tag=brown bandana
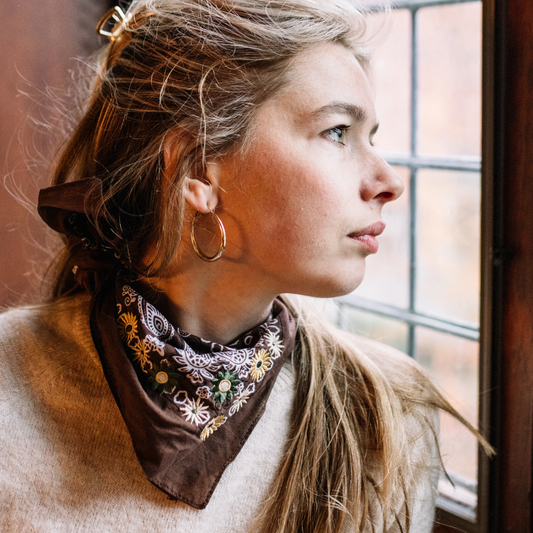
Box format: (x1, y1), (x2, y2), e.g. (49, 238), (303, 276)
(38, 179), (297, 509)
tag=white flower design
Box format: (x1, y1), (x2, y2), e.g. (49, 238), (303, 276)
(145, 335), (165, 356)
(173, 390), (189, 405)
(180, 397), (210, 426)
(196, 386), (213, 399)
(229, 382), (256, 416)
(122, 285), (138, 306)
(172, 342), (221, 384)
(218, 348), (255, 379)
(265, 330), (284, 359)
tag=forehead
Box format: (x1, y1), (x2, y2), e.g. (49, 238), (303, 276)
(260, 42), (376, 125)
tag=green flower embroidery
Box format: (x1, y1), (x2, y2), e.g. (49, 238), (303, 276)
(147, 362), (180, 395)
(210, 370), (241, 404)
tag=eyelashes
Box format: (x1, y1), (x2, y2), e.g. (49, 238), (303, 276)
(324, 125), (350, 145)
(322, 125), (377, 147)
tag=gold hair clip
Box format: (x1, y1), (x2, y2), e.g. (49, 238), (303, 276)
(96, 6), (134, 42)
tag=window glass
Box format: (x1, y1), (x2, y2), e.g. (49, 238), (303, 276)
(416, 169), (481, 323)
(418, 3), (482, 156)
(342, 306), (409, 353)
(416, 327), (479, 480)
(371, 9), (411, 154)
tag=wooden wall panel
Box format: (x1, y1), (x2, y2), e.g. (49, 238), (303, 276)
(0, 0), (106, 307)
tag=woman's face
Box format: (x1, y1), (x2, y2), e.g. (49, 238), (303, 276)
(212, 43), (404, 298)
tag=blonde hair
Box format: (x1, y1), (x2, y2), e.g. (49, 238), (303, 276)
(51, 0), (371, 291)
(49, 1), (491, 531)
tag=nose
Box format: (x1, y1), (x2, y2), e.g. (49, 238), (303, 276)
(361, 155), (405, 204)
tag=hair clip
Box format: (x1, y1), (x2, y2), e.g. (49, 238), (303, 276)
(96, 6), (134, 42)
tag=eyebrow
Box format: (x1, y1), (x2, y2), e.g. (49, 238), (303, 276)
(311, 102), (369, 125)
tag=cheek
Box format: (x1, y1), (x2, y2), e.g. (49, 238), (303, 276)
(243, 148), (343, 226)
(251, 174), (339, 253)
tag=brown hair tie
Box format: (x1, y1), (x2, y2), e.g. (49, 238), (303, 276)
(38, 178), (122, 292)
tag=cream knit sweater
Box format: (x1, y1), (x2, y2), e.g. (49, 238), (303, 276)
(0, 296), (439, 533)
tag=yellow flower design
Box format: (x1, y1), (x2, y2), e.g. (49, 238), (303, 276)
(250, 349), (272, 382)
(200, 415), (226, 441)
(131, 338), (151, 368)
(118, 312), (138, 343)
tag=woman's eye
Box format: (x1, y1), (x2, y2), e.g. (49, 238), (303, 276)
(325, 125), (349, 145)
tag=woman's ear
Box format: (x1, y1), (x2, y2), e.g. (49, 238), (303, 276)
(183, 174), (218, 213)
(163, 138), (221, 213)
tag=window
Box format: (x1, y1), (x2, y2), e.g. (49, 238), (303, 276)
(320, 0), (489, 529)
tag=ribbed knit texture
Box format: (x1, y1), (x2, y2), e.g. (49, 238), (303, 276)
(0, 296), (439, 532)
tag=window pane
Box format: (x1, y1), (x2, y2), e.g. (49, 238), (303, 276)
(370, 10), (411, 153)
(341, 305), (409, 353)
(308, 297), (342, 326)
(418, 2), (482, 156)
(354, 166), (410, 309)
(416, 327), (479, 481)
(416, 169), (480, 323)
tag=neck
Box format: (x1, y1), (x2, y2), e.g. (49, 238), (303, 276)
(141, 270), (275, 346)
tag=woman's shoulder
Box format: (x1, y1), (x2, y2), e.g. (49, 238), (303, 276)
(0, 294), (99, 377)
(0, 293), (91, 337)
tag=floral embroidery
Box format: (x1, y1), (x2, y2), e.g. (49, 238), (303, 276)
(250, 349), (272, 382)
(211, 370), (241, 404)
(180, 396), (211, 426)
(117, 282), (291, 441)
(122, 285), (137, 306)
(172, 342), (220, 384)
(217, 348), (255, 380)
(147, 362), (180, 394)
(145, 335), (165, 356)
(173, 390), (189, 405)
(131, 338), (152, 369)
(118, 312), (138, 343)
(200, 415), (226, 441)
(196, 386), (213, 399)
(265, 330), (284, 359)
(229, 382), (255, 416)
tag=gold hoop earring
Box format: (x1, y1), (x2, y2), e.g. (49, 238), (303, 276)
(190, 211), (226, 262)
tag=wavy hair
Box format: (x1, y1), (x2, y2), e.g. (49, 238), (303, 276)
(51, 0), (372, 291)
(49, 1), (491, 531)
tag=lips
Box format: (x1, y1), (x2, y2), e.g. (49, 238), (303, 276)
(348, 221), (386, 254)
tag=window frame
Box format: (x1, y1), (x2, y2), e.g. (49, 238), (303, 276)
(334, 0), (533, 533)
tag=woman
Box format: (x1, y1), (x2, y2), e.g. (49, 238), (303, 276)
(0, 0), (490, 532)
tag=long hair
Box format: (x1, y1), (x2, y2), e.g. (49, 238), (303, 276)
(49, 1), (491, 531)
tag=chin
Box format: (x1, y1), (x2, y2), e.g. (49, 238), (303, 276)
(293, 268), (366, 299)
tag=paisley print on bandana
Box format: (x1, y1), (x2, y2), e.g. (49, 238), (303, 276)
(138, 298), (176, 342)
(116, 283), (293, 439)
(172, 342), (221, 384)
